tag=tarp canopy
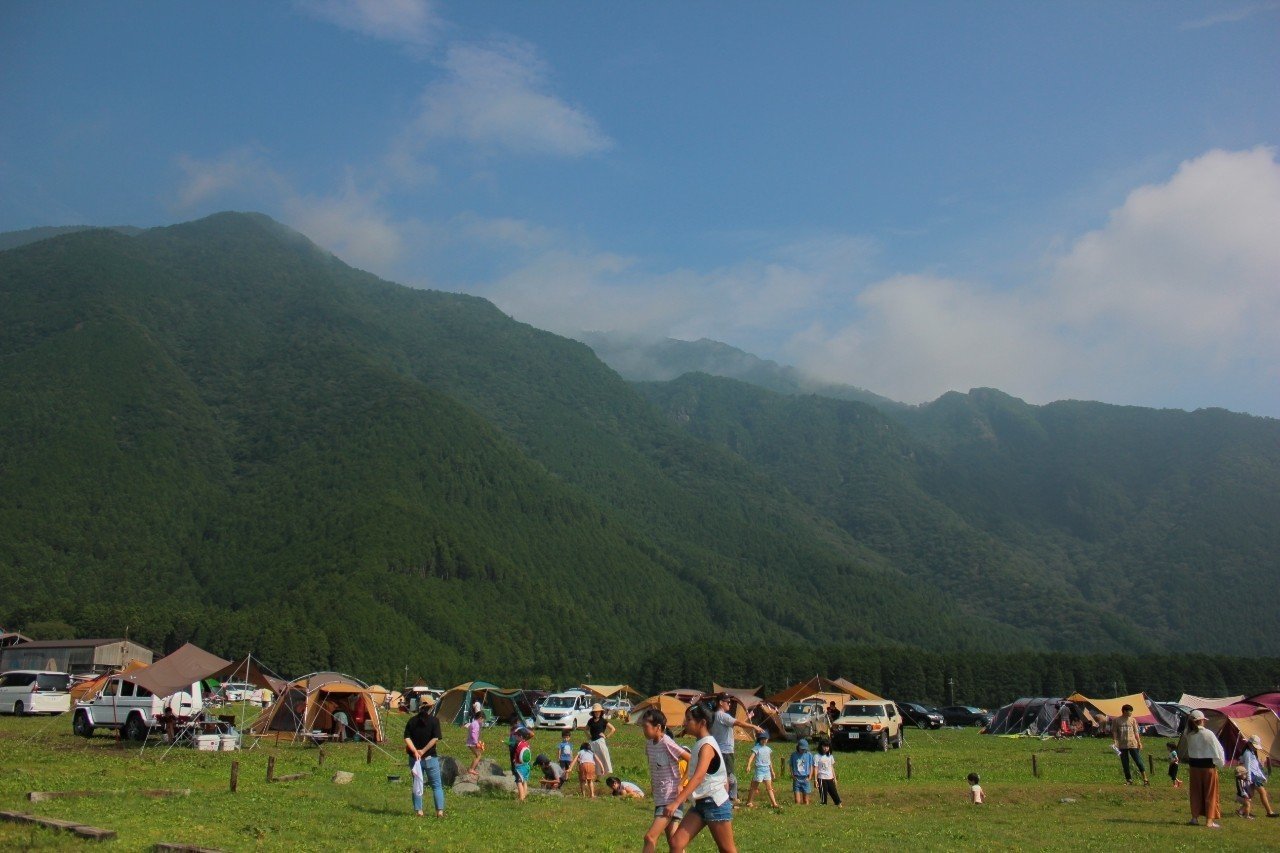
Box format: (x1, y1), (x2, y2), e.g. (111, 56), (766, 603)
(1244, 693), (1280, 716)
(1178, 694), (1245, 710)
(207, 655), (286, 694)
(766, 676), (881, 707)
(123, 643), (229, 700)
(581, 684), (642, 700)
(711, 683), (766, 709)
(1065, 692), (1149, 720)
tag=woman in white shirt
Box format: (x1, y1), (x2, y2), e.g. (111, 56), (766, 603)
(663, 703), (737, 853)
(1182, 710), (1225, 828)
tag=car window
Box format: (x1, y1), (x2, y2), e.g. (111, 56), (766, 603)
(843, 704), (886, 717)
(8, 673), (35, 687)
(0, 674), (10, 688)
(102, 679), (119, 697)
(137, 685), (152, 698)
(120, 681), (135, 697)
(37, 673), (70, 691)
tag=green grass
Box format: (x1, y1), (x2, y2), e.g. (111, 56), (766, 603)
(0, 711), (1272, 851)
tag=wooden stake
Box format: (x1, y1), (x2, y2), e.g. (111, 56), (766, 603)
(1032, 754), (1039, 777)
(318, 748), (325, 766)
(266, 755), (276, 783)
(367, 744), (373, 765)
(229, 761), (239, 793)
(906, 756), (912, 779)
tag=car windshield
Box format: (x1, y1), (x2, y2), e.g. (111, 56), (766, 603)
(843, 704), (886, 717)
(37, 674), (70, 691)
(784, 702), (817, 714)
(543, 696), (576, 709)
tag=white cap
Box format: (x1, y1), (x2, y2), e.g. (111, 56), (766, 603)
(1188, 709), (1205, 721)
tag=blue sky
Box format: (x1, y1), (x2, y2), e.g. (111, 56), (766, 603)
(2, 1), (1278, 416)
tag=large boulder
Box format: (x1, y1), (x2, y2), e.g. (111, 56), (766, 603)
(477, 774), (517, 793)
(452, 781), (481, 795)
(438, 756), (462, 787)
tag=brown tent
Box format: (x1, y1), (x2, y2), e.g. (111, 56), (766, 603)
(249, 672), (385, 743)
(121, 643), (230, 700)
(767, 676), (882, 707)
(208, 655), (287, 694)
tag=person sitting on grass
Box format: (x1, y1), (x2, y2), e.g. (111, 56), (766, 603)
(566, 741), (600, 798)
(967, 772), (984, 804)
(606, 776), (645, 798)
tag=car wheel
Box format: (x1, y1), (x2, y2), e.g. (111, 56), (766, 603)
(894, 729), (904, 749)
(124, 713), (147, 742)
(878, 732), (889, 751)
(73, 711), (94, 738)
(916, 719), (926, 729)
(14, 701), (25, 717)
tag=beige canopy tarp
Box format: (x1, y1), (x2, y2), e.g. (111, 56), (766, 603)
(1178, 694), (1246, 710)
(581, 684), (642, 700)
(1065, 692), (1149, 720)
(767, 676), (882, 707)
(122, 643), (230, 700)
(208, 655), (286, 694)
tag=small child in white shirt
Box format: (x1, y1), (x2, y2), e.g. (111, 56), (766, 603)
(968, 772), (984, 804)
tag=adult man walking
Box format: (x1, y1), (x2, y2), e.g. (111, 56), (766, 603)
(711, 693), (764, 804)
(1112, 703), (1149, 786)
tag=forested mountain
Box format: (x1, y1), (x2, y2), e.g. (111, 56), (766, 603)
(0, 213), (1022, 687)
(2, 213), (1276, 692)
(637, 374), (1280, 656)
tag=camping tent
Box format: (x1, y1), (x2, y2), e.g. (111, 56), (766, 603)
(1065, 692), (1180, 736)
(630, 694), (691, 726)
(435, 681), (533, 725)
(984, 698), (1071, 735)
(68, 660), (149, 702)
(366, 685), (390, 706)
(708, 683), (786, 741)
(1201, 706), (1280, 764)
(249, 672), (385, 743)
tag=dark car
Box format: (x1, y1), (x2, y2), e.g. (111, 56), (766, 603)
(897, 702), (944, 729)
(938, 705), (992, 727)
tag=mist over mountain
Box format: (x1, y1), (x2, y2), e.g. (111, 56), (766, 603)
(2, 213), (1276, 690)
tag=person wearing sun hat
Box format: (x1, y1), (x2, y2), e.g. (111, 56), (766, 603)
(1183, 709), (1225, 828)
(587, 702), (617, 774)
(1240, 734), (1277, 817)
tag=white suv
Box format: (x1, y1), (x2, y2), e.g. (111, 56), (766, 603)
(0, 670), (72, 716)
(72, 675), (203, 741)
(831, 699), (905, 751)
(535, 690), (595, 729)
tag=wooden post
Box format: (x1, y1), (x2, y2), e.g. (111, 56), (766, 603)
(366, 744), (373, 765)
(266, 755), (276, 783)
(229, 761), (239, 793)
(318, 748), (325, 766)
(906, 755), (912, 779)
(1032, 754), (1039, 777)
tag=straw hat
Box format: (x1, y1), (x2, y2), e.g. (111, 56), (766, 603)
(592, 703), (603, 713)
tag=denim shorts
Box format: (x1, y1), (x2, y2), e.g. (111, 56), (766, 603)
(793, 779), (812, 794)
(693, 797), (733, 823)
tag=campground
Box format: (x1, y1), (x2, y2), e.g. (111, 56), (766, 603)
(1, 712), (1275, 851)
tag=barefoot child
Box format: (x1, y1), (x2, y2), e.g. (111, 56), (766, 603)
(744, 731), (780, 808)
(785, 738), (815, 805)
(558, 730), (574, 774)
(466, 710), (486, 776)
(607, 776), (646, 798)
(567, 741), (600, 798)
(968, 772), (984, 804)
(640, 708), (691, 853)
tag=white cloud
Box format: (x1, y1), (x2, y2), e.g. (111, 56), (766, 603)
(1179, 2), (1279, 30)
(173, 147), (285, 210)
(790, 147), (1280, 411)
(298, 0), (441, 47)
(406, 38), (612, 158)
(283, 179), (416, 273)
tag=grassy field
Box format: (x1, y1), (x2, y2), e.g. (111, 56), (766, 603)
(0, 709), (1274, 851)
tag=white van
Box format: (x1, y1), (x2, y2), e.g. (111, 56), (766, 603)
(0, 670), (72, 716)
(72, 675), (203, 740)
(535, 689), (594, 730)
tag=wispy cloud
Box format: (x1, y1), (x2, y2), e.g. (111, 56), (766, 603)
(1179, 1), (1280, 30)
(297, 0), (442, 47)
(172, 147), (286, 210)
(404, 38), (613, 158)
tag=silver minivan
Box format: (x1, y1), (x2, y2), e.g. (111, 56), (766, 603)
(0, 670), (73, 715)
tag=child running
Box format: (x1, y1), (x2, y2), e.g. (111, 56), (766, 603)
(968, 772), (985, 804)
(566, 741), (601, 798)
(785, 738), (816, 805)
(814, 740), (842, 807)
(744, 731), (780, 808)
(640, 708), (691, 853)
(466, 710), (486, 776)
(1166, 742), (1182, 789)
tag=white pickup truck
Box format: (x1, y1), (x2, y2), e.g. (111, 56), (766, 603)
(72, 675), (204, 741)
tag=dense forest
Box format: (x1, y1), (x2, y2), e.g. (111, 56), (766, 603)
(1, 213), (1277, 693)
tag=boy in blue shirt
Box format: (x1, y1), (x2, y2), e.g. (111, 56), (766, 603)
(785, 738), (816, 804)
(558, 730), (574, 772)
